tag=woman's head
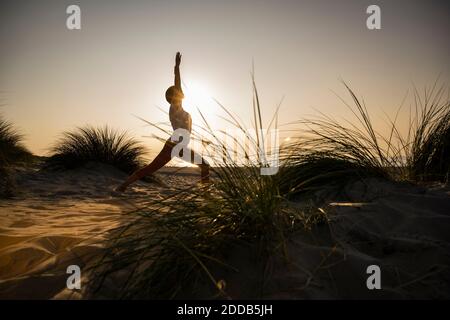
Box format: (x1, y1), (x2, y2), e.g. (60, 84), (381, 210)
(165, 86), (184, 104)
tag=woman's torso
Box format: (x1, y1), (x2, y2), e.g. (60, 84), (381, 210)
(169, 105), (192, 133)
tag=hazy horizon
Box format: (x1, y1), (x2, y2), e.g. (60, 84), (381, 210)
(1, 0), (449, 157)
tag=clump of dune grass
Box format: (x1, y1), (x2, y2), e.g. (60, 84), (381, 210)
(0, 117), (31, 197)
(278, 83), (397, 198)
(0, 117), (31, 166)
(406, 83), (450, 182)
(278, 151), (381, 199)
(280, 81), (449, 198)
(87, 77), (326, 299)
(46, 126), (146, 173)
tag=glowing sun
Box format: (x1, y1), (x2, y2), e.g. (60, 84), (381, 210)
(183, 81), (214, 114)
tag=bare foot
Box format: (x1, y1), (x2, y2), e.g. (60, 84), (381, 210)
(198, 177), (211, 186)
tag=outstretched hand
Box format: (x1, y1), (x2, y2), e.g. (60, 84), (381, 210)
(175, 52), (182, 66)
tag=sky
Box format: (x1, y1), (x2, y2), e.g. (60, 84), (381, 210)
(0, 0), (449, 157)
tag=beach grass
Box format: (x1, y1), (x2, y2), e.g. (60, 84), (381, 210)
(0, 117), (31, 197)
(46, 125), (147, 173)
(87, 77), (328, 299)
(278, 83), (398, 198)
(406, 83), (450, 182)
(0, 117), (31, 166)
(87, 80), (448, 298)
(280, 81), (449, 199)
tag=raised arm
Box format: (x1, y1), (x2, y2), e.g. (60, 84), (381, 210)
(174, 52), (182, 92)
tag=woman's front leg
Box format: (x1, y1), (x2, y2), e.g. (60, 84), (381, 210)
(116, 144), (173, 191)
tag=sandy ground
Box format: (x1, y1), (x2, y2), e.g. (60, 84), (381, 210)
(0, 163), (200, 299)
(0, 163), (449, 299)
(263, 180), (450, 299)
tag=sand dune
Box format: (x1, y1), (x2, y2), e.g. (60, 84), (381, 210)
(0, 163), (198, 299)
(263, 180), (450, 299)
(0, 163), (449, 299)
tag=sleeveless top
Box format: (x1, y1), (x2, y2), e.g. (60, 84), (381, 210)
(169, 105), (192, 133)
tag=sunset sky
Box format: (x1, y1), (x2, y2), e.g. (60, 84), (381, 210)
(0, 0), (449, 157)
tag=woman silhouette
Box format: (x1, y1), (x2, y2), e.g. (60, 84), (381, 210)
(116, 52), (210, 192)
